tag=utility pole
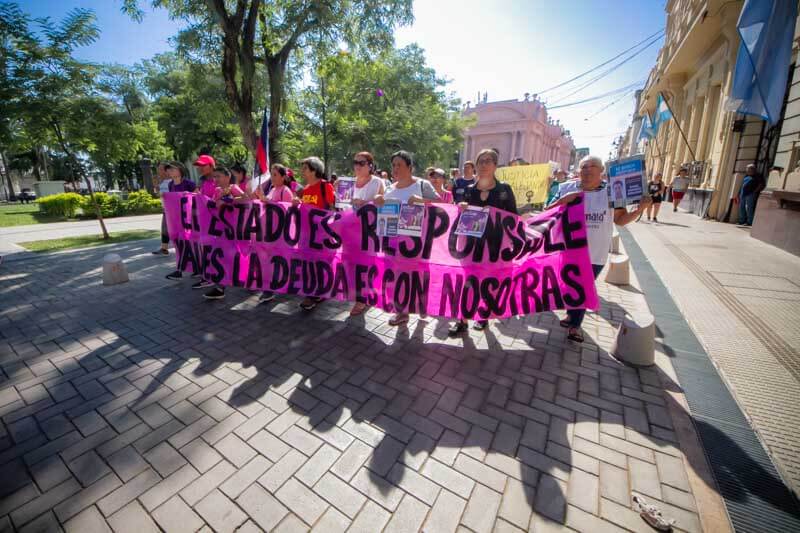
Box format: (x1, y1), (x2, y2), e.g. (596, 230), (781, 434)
(321, 76), (329, 177)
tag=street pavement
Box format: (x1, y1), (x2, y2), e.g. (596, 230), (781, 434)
(0, 234), (715, 531)
(627, 206), (800, 498)
(0, 214), (162, 256)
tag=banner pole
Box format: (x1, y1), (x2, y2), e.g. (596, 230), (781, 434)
(659, 91), (696, 162)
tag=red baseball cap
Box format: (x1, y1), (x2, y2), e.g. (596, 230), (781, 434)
(193, 155), (216, 167)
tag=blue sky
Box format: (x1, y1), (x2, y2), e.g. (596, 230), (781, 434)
(19, 0), (666, 157)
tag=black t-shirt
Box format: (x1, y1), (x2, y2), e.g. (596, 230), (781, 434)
(463, 181), (518, 215)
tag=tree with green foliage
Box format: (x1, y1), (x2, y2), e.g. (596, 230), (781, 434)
(124, 0), (413, 165)
(288, 45), (471, 174)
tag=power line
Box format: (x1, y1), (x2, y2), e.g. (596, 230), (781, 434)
(548, 33), (663, 104)
(535, 28), (664, 96)
(547, 81), (644, 110)
(583, 88), (637, 120)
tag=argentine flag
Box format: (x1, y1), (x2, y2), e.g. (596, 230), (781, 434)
(652, 94), (672, 135)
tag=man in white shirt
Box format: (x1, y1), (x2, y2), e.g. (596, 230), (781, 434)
(548, 155), (651, 343)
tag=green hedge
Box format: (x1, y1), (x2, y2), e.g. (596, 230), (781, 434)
(79, 191), (163, 219)
(36, 193), (83, 217)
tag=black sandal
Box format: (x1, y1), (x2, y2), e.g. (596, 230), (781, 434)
(567, 328), (584, 343)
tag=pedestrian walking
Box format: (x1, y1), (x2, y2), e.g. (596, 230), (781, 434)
(192, 155), (218, 291)
(548, 155), (651, 343)
(671, 166), (690, 212)
(645, 173), (665, 222)
(164, 162), (196, 281)
(737, 164), (765, 227)
(204, 167), (245, 301)
(255, 164), (295, 305)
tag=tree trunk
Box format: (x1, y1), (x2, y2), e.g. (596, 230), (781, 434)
(1, 152), (14, 201)
(51, 119), (110, 239)
(266, 55), (287, 165)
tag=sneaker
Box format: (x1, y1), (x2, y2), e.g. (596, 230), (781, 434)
(653, 217), (658, 223)
(152, 249), (169, 255)
(258, 291), (275, 304)
(473, 320), (489, 331)
(203, 287), (225, 300)
(165, 270), (183, 281)
(192, 279), (214, 289)
(447, 321), (468, 336)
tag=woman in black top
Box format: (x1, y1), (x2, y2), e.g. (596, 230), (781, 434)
(645, 172), (665, 222)
(448, 148), (517, 336)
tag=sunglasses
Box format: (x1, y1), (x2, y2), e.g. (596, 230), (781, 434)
(352, 160), (369, 167)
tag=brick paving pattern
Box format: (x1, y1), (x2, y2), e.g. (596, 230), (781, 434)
(628, 208), (800, 496)
(0, 239), (705, 531)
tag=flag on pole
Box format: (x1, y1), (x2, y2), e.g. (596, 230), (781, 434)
(652, 94), (672, 135)
(638, 113), (655, 140)
(255, 108), (269, 175)
(726, 0), (797, 124)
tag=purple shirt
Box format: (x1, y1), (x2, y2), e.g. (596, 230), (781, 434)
(168, 179), (196, 193)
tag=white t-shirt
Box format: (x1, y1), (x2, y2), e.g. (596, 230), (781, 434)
(353, 176), (384, 202)
(556, 180), (614, 266)
(385, 178), (440, 204)
(672, 176), (689, 191)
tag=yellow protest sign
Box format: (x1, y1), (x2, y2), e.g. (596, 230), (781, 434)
(496, 163), (554, 206)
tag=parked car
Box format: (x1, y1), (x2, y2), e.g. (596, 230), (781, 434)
(18, 189), (36, 203)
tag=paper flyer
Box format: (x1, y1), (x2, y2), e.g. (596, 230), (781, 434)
(606, 155), (646, 209)
(377, 202), (400, 237)
(455, 206), (490, 237)
(397, 204), (425, 236)
(335, 177), (355, 209)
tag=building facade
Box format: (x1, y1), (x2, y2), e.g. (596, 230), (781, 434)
(461, 98), (575, 171)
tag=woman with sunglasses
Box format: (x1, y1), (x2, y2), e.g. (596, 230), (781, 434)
(348, 151), (385, 316)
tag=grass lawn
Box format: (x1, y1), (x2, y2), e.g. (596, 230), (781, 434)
(19, 229), (160, 253)
(0, 203), (70, 227)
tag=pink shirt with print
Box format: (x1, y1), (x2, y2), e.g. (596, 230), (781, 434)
(199, 177), (217, 198)
(266, 185), (293, 202)
(212, 184), (244, 202)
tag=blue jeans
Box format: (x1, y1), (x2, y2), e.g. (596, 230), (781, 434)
(566, 263), (605, 328)
(739, 193), (757, 226)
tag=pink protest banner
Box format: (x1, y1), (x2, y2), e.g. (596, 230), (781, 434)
(162, 193), (599, 319)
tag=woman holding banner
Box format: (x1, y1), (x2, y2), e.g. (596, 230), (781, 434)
(548, 155), (650, 343)
(348, 151), (385, 316)
(448, 148), (517, 336)
(373, 150), (441, 326)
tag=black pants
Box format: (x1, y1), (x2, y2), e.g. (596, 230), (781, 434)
(565, 263), (605, 327)
(160, 214), (169, 245)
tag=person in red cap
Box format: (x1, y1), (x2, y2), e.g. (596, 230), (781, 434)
(194, 154), (217, 199)
(192, 154), (218, 291)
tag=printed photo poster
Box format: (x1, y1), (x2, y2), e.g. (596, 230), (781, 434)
(398, 204), (425, 236)
(607, 155), (646, 209)
(377, 202), (400, 237)
(455, 207), (490, 237)
(335, 177), (356, 208)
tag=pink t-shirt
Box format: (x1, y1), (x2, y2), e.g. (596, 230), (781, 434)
(266, 185), (293, 202)
(437, 189), (454, 204)
(212, 184), (244, 203)
(199, 178), (217, 198)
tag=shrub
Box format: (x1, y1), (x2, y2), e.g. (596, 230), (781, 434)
(36, 193), (83, 217)
(123, 190), (163, 214)
(80, 192), (124, 218)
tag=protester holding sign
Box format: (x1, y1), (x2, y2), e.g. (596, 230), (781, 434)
(292, 157), (335, 310)
(350, 151), (385, 209)
(449, 148), (518, 335)
(549, 155), (651, 343)
(191, 155), (219, 291)
(373, 150), (440, 326)
(164, 162), (196, 280)
(211, 167), (245, 205)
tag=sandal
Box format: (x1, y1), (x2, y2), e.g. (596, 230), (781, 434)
(567, 328), (584, 343)
(388, 313), (409, 326)
(349, 302), (368, 316)
(300, 297), (321, 311)
(633, 494), (674, 532)
(447, 321), (468, 337)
